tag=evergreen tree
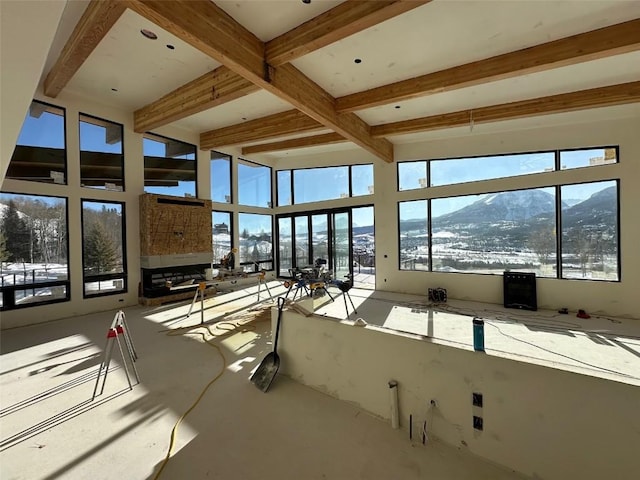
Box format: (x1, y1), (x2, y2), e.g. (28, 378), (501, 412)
(1, 200), (31, 262)
(84, 222), (118, 274)
(250, 243), (260, 263)
(0, 231), (8, 263)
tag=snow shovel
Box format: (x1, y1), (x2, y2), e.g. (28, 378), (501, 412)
(250, 296), (284, 392)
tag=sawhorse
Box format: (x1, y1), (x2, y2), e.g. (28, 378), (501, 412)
(185, 282), (214, 324)
(92, 310), (139, 401)
(257, 270), (274, 302)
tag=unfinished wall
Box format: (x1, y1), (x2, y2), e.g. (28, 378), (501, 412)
(277, 309), (640, 480)
(139, 194), (212, 256)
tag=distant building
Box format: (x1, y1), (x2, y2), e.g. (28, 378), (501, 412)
(213, 223), (229, 234)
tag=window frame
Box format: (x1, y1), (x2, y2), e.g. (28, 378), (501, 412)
(210, 150), (232, 204)
(397, 177), (620, 282)
(276, 163), (374, 206)
(237, 158), (273, 208)
(237, 212), (274, 272)
(79, 112), (125, 191)
(0, 191), (70, 310)
(8, 99), (68, 186)
(142, 132), (198, 198)
(81, 199), (128, 298)
(211, 209), (234, 268)
(558, 179), (620, 282)
(396, 145), (622, 283)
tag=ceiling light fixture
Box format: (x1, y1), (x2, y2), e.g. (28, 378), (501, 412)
(166, 44), (175, 50)
(354, 58), (362, 64)
(302, 0), (311, 4)
(395, 105), (401, 109)
(140, 29), (157, 40)
(111, 88), (118, 92)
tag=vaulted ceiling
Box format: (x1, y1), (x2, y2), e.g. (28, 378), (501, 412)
(41, 0), (640, 162)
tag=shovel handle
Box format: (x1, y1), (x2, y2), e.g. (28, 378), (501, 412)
(273, 297), (285, 353)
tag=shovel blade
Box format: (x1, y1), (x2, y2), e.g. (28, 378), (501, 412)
(250, 352), (280, 392)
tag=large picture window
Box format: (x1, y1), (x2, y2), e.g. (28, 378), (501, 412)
(431, 187), (557, 276)
(0, 193), (69, 310)
(396, 146), (620, 283)
(211, 151), (231, 203)
(238, 159), (271, 208)
(238, 213), (273, 272)
(80, 114), (124, 190)
(143, 133), (196, 197)
(7, 100), (67, 185)
(81, 200), (127, 297)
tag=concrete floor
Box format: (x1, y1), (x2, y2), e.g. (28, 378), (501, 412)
(315, 288), (640, 386)
(1, 282), (529, 480)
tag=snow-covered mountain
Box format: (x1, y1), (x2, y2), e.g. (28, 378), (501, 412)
(435, 190), (559, 225)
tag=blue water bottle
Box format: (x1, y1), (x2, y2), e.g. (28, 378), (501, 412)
(473, 318), (485, 352)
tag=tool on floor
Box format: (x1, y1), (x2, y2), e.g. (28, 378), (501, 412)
(329, 274), (357, 317)
(250, 296), (284, 392)
(256, 269), (274, 302)
(92, 310), (139, 401)
(577, 309), (591, 319)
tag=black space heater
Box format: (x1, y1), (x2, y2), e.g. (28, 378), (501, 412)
(503, 272), (537, 311)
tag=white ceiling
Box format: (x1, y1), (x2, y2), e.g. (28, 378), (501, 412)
(41, 0), (640, 159)
(216, 0), (343, 42)
(66, 8), (220, 110)
(293, 0), (640, 97)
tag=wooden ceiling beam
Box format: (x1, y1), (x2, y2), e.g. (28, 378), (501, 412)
(371, 81), (640, 137)
(43, 0), (127, 97)
(336, 19), (640, 112)
(133, 1), (427, 132)
(129, 0), (394, 162)
(265, 0), (430, 66)
(134, 66), (259, 133)
(201, 110), (324, 150)
(242, 133), (345, 155)
(243, 82), (640, 152)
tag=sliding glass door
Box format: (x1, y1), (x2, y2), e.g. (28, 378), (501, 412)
(276, 205), (375, 286)
(331, 211), (351, 280)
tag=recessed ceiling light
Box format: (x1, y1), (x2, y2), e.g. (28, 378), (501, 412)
(111, 88), (118, 92)
(166, 44), (175, 50)
(395, 105), (401, 109)
(354, 58), (362, 64)
(242, 117), (247, 121)
(140, 29), (157, 40)
(302, 0), (311, 4)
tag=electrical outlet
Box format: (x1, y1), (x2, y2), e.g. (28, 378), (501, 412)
(473, 415), (483, 431)
(472, 392), (483, 408)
